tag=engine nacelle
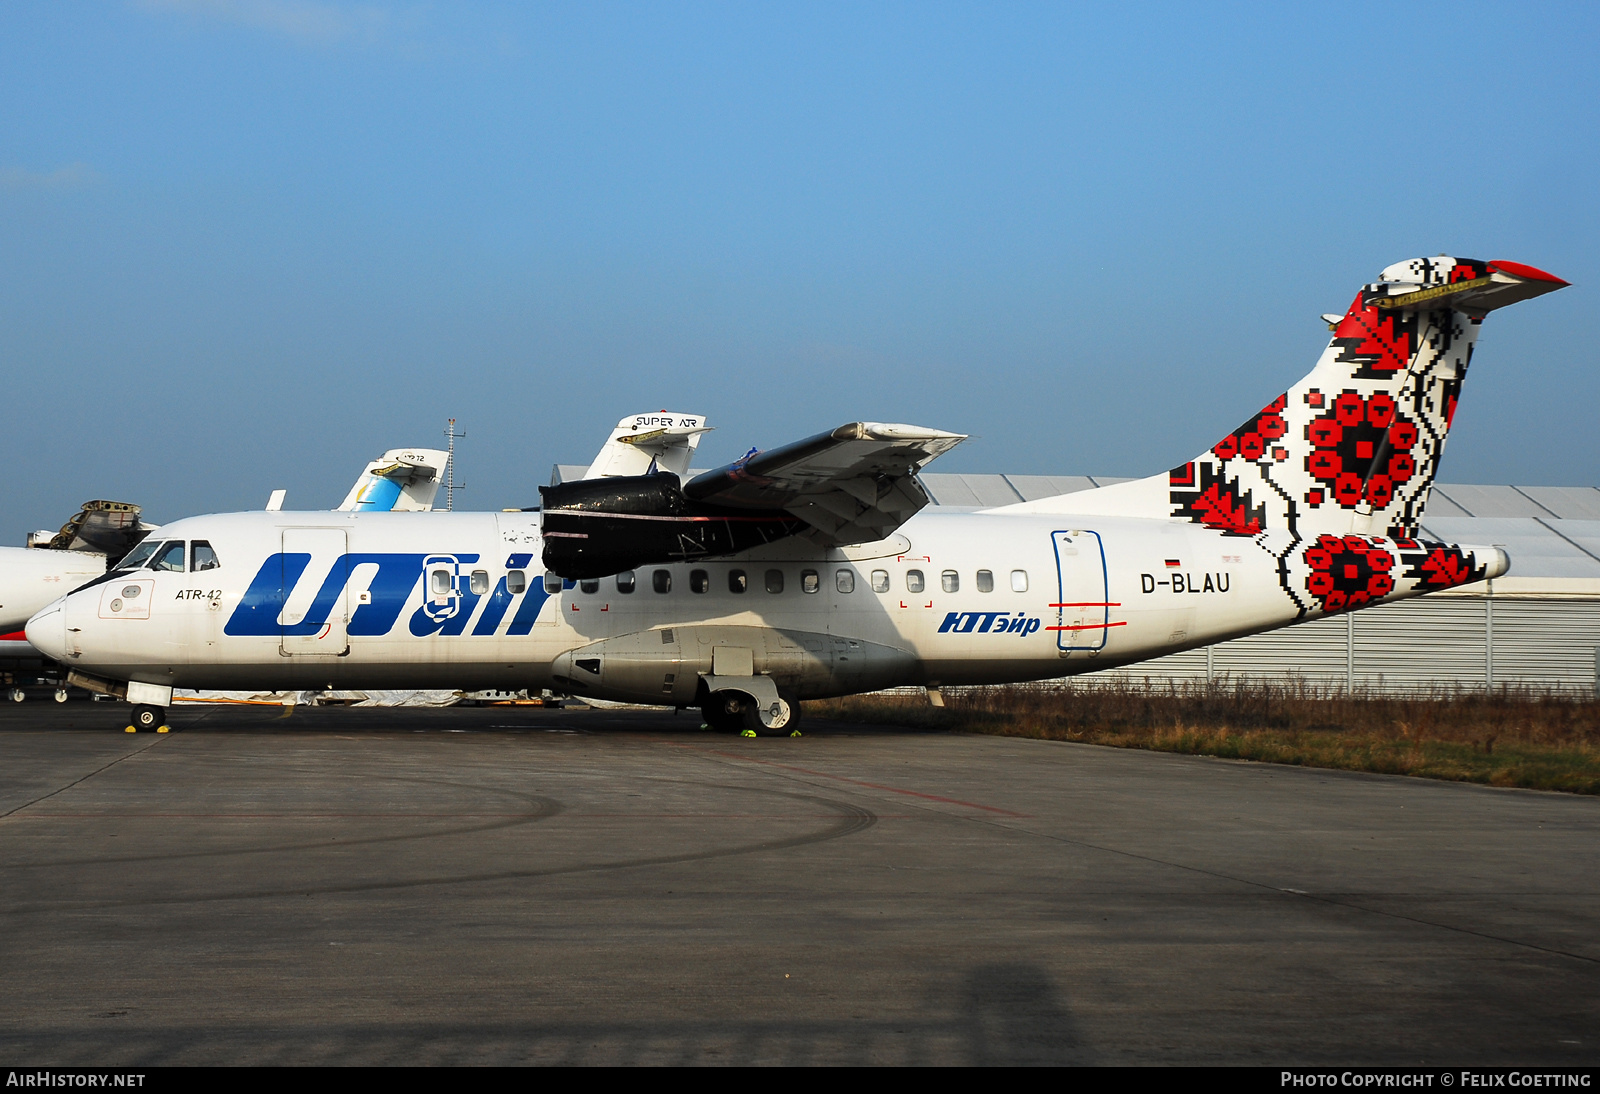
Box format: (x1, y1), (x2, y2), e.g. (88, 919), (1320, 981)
(538, 473), (807, 579)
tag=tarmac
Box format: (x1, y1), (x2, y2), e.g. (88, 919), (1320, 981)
(0, 699), (1596, 1066)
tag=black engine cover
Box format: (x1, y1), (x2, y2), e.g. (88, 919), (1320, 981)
(539, 473), (808, 579)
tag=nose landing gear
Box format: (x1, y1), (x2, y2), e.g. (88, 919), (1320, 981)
(127, 704), (170, 734)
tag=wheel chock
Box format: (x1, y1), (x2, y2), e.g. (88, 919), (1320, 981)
(789, 730), (802, 738)
(124, 726), (137, 733)
(157, 726), (170, 734)
(740, 729), (757, 738)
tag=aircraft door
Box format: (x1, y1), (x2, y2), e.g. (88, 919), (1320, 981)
(422, 554), (462, 623)
(1052, 530), (1112, 653)
(280, 529), (350, 656)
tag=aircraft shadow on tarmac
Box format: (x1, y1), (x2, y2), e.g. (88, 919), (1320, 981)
(0, 962), (1089, 1066)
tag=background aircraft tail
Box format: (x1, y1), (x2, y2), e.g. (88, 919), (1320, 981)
(581, 413), (711, 480)
(337, 448), (450, 512)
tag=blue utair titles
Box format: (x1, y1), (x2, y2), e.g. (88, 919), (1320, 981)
(224, 552), (551, 638)
(937, 611), (1041, 636)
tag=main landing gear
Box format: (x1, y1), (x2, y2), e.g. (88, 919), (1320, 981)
(700, 690), (802, 738)
(127, 704), (170, 734)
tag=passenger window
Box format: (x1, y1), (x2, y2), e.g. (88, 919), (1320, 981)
(432, 568), (454, 595)
(941, 570), (959, 593)
(690, 570), (710, 594)
(1011, 569), (1029, 592)
(472, 570), (491, 595)
(728, 569), (748, 594)
(507, 570), (527, 594)
(871, 569), (890, 593)
(117, 540), (161, 570)
(579, 578), (600, 594)
(765, 569), (784, 594)
(801, 570), (820, 594)
(836, 569), (855, 594)
(906, 570), (925, 593)
(976, 569), (994, 593)
(616, 571), (636, 593)
(153, 541), (187, 573)
(653, 569), (672, 594)
(543, 572), (563, 595)
(191, 541), (221, 572)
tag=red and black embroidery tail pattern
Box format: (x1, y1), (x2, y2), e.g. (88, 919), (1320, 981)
(1155, 255), (1564, 617)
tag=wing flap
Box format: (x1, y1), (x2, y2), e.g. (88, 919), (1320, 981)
(683, 422), (964, 545)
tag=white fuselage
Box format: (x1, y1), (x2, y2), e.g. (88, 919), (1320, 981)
(25, 506), (1496, 701)
(0, 547), (108, 634)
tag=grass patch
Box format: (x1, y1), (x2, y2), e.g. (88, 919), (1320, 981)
(808, 681), (1600, 795)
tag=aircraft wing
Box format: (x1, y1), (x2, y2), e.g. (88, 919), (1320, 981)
(682, 422), (966, 545)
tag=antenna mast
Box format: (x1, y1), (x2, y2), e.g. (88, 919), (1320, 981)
(444, 418), (466, 511)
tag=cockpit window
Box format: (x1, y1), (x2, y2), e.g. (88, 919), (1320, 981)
(117, 540), (161, 570)
(152, 542), (187, 573)
(191, 541), (220, 572)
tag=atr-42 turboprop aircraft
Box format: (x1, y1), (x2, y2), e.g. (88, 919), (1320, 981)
(27, 256), (1567, 734)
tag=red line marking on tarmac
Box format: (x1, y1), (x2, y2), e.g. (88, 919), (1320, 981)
(13, 813), (546, 819)
(700, 752), (1029, 817)
(11, 812), (909, 820)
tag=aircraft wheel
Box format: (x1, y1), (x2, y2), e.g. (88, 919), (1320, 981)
(9, 688), (23, 703)
(700, 694), (746, 734)
(742, 691), (800, 737)
(54, 689), (68, 703)
(131, 704), (163, 731)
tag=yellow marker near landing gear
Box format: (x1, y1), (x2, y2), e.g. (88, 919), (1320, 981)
(124, 726), (136, 733)
(157, 726), (169, 733)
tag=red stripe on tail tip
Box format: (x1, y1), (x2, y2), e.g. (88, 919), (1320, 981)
(1487, 260), (1568, 285)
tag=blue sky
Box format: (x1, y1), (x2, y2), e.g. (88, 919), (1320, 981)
(2, 2), (1596, 540)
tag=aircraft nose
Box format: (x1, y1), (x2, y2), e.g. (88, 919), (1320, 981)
(25, 601), (69, 662)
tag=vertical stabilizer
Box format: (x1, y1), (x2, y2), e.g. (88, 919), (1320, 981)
(1005, 257), (1567, 537)
(337, 448), (450, 512)
(996, 257), (1565, 618)
(583, 412), (711, 480)
(1167, 257), (1568, 541)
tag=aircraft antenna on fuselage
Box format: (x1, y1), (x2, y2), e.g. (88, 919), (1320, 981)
(444, 418), (466, 511)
